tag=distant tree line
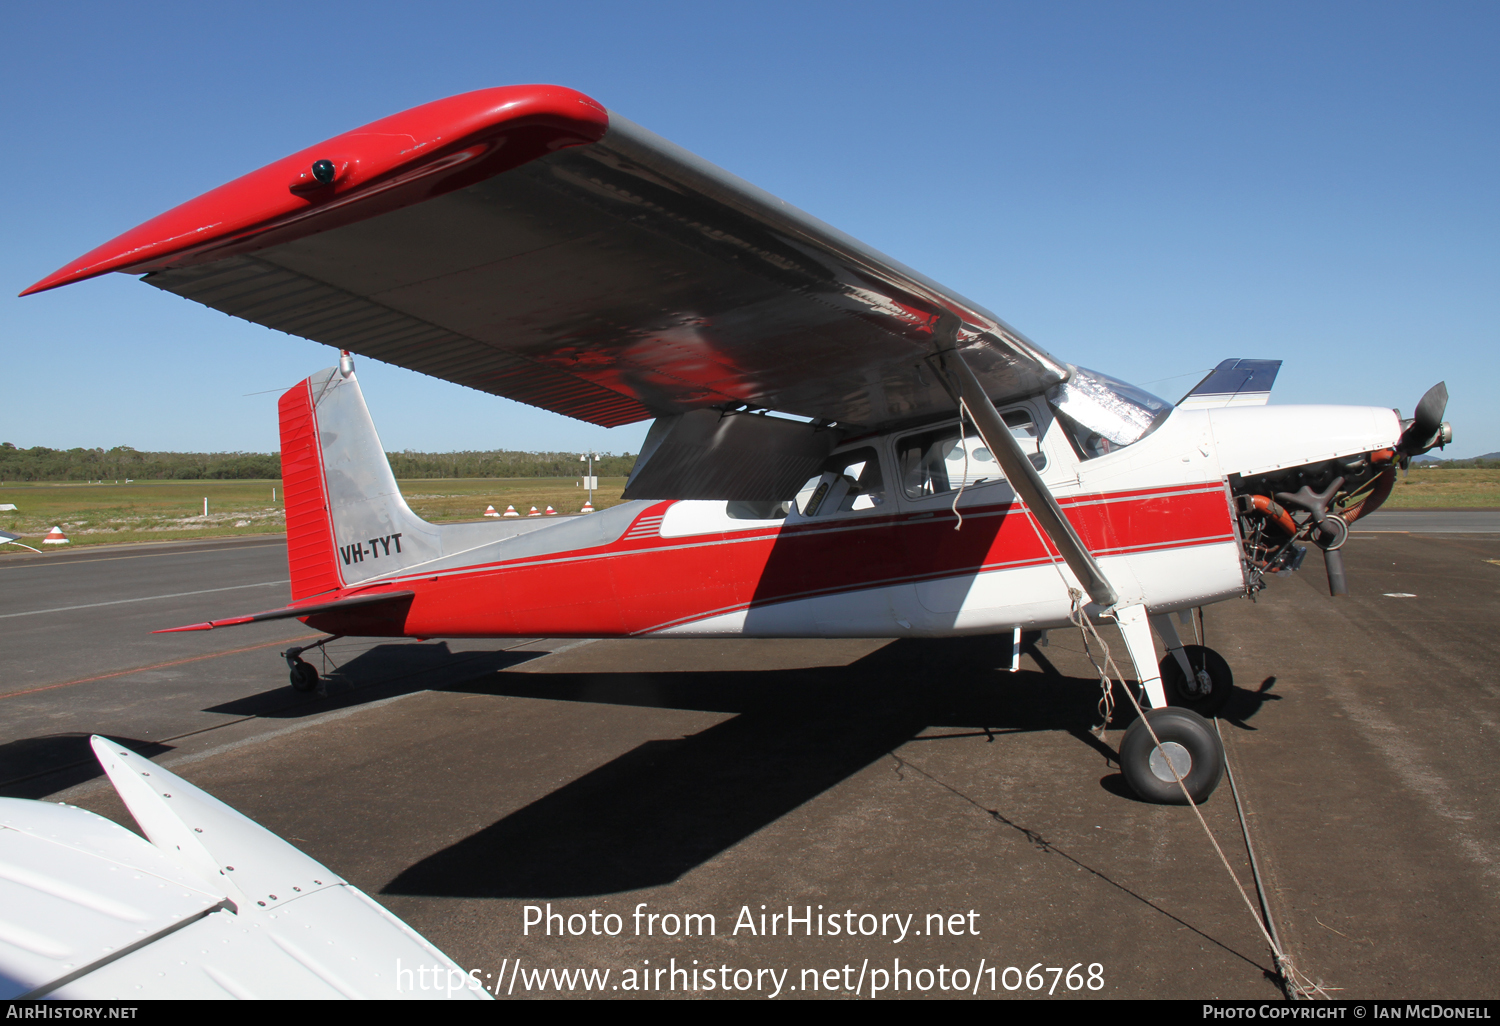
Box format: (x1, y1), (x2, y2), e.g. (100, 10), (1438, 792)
(0, 443), (636, 483)
(1416, 455), (1500, 469)
(0, 444), (281, 482)
(383, 450), (636, 479)
(1416, 456), (1500, 471)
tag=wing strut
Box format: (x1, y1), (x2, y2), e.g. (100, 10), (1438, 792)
(932, 325), (1118, 609)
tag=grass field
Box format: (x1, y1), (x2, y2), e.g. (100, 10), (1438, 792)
(1381, 468), (1500, 508)
(0, 478), (627, 554)
(2, 468), (1493, 556)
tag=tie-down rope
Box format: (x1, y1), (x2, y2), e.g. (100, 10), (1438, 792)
(1063, 591), (1328, 998)
(951, 398), (974, 531)
(987, 449), (1329, 999)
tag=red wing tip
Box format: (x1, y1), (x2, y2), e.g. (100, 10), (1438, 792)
(22, 84), (610, 300)
(19, 277), (67, 297)
(22, 262), (113, 296)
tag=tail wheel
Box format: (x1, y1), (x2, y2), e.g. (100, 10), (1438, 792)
(1119, 707), (1225, 804)
(1160, 644), (1233, 717)
(289, 660), (320, 692)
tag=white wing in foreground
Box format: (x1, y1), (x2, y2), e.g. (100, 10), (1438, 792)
(0, 737), (487, 1000)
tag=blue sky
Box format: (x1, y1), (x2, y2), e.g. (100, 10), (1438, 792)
(4, 1), (1496, 456)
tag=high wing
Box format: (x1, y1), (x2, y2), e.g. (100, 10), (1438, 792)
(25, 85), (1065, 435)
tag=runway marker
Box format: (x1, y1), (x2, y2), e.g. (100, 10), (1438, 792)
(0, 633), (319, 702)
(0, 580), (289, 620)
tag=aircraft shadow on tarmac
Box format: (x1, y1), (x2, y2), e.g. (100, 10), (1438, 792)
(201, 643), (549, 718)
(1, 645), (546, 798)
(1, 637), (1278, 890)
(375, 635), (1275, 900)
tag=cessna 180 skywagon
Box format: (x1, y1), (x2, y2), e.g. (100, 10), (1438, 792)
(25, 85), (1451, 805)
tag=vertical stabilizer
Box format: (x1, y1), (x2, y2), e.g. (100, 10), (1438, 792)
(1178, 359), (1282, 410)
(277, 366), (438, 599)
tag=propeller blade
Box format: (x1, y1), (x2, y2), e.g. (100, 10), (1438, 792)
(1397, 381), (1451, 455)
(1323, 546), (1349, 597)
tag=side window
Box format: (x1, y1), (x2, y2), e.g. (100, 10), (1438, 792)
(896, 410), (1045, 500)
(794, 446), (887, 517)
(726, 500), (790, 520)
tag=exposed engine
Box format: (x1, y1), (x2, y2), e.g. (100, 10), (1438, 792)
(1231, 449), (1397, 596)
(1229, 381), (1451, 598)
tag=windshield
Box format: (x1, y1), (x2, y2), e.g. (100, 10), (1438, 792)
(1046, 366), (1171, 459)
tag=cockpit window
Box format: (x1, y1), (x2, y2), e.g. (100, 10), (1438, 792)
(896, 411), (1043, 499)
(1047, 366), (1171, 460)
(794, 446), (886, 516)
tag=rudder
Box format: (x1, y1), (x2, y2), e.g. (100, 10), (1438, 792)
(279, 374), (343, 600)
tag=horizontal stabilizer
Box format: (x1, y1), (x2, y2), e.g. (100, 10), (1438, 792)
(1178, 359), (1282, 409)
(154, 589), (414, 633)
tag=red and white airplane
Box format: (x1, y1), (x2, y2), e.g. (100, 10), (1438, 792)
(25, 85), (1451, 805)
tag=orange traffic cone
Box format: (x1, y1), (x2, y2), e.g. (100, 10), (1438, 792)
(43, 525), (69, 544)
(527, 506), (541, 517)
(544, 505), (557, 515)
(484, 505), (501, 517)
(580, 501), (594, 513)
(503, 505), (520, 517)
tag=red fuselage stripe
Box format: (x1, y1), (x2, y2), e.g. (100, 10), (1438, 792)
(304, 484), (1236, 638)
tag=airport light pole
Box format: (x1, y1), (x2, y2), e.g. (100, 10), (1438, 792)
(579, 452), (598, 508)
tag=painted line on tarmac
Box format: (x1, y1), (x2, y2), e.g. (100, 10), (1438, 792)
(0, 542), (284, 571)
(43, 689), (433, 804)
(0, 633), (320, 702)
(0, 580), (290, 619)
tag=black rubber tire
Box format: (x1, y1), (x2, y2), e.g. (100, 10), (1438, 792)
(1159, 645), (1233, 717)
(1119, 707), (1225, 805)
(289, 660), (319, 692)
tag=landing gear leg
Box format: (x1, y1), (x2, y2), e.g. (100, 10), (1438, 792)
(1150, 612), (1234, 716)
(1111, 604), (1225, 803)
(281, 635), (342, 692)
(1112, 604), (1169, 709)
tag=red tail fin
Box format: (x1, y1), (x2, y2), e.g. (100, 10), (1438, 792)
(278, 377), (343, 600)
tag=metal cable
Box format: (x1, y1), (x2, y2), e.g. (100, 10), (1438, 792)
(1067, 594), (1329, 999)
(1217, 716), (1292, 999)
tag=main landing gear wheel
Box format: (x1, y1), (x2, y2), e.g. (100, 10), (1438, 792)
(1160, 645), (1233, 717)
(1119, 707), (1225, 805)
(288, 659), (319, 692)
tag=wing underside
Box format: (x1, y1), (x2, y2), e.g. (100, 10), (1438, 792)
(32, 87), (1066, 432)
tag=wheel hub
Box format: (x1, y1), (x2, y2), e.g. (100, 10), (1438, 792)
(1191, 668), (1213, 696)
(1148, 741), (1193, 783)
